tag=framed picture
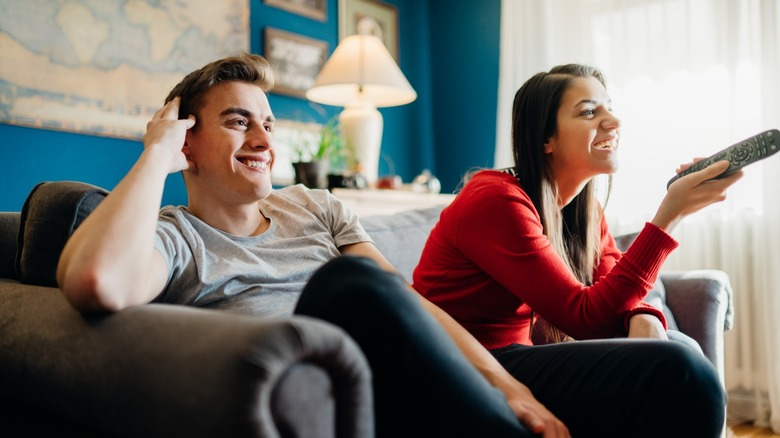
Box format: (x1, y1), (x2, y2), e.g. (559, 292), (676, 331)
(263, 28), (329, 99)
(263, 0), (327, 21)
(338, 0), (398, 61)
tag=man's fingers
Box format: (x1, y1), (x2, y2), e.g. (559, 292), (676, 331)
(152, 97), (181, 121)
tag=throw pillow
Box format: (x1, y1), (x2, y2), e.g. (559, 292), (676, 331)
(16, 181), (108, 286)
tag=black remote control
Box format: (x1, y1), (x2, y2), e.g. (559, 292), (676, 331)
(666, 129), (780, 189)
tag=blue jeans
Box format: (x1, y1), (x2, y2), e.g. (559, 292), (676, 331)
(295, 256), (725, 437)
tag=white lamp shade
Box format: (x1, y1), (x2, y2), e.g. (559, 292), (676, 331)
(305, 35), (417, 107)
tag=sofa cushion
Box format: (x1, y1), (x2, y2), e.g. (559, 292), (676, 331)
(16, 181), (108, 286)
(360, 206), (444, 282)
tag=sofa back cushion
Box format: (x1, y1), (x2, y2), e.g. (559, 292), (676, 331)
(16, 181), (108, 286)
(360, 206), (444, 282)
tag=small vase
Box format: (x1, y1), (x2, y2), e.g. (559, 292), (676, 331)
(293, 161), (329, 189)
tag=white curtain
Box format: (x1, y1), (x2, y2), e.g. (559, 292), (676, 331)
(497, 0), (780, 431)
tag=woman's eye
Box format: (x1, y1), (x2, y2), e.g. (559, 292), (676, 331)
(581, 109), (596, 116)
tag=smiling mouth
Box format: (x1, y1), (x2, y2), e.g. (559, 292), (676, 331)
(593, 139), (618, 151)
(237, 158), (268, 171)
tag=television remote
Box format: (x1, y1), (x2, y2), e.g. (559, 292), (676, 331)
(666, 129), (780, 189)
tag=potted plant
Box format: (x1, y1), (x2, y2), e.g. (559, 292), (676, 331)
(292, 116), (343, 189)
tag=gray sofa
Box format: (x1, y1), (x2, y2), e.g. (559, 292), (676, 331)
(0, 181), (735, 436)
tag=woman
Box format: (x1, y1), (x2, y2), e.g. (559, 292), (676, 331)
(413, 64), (740, 437)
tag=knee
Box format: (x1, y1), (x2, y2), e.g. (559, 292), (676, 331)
(311, 255), (407, 295)
(297, 255), (414, 314)
(656, 342), (726, 425)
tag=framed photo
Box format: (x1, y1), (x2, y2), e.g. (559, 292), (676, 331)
(263, 0), (327, 21)
(339, 0), (398, 61)
(263, 28), (329, 99)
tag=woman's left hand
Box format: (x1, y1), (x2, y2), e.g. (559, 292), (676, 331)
(628, 314), (668, 339)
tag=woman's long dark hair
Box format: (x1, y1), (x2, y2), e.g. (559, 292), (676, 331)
(512, 64), (612, 342)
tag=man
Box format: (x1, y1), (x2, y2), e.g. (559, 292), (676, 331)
(56, 53), (564, 438)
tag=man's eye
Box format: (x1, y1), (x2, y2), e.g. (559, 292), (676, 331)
(265, 124), (273, 133)
(227, 119), (248, 128)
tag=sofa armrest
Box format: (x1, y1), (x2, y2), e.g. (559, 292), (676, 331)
(0, 212), (20, 280)
(0, 282), (373, 438)
(659, 270), (734, 382)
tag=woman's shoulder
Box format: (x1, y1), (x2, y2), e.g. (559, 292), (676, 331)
(458, 169), (530, 202)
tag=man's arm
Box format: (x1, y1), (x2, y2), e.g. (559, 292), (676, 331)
(340, 242), (570, 438)
(56, 98), (195, 312)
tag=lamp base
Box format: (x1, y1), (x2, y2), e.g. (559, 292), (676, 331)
(339, 101), (383, 184)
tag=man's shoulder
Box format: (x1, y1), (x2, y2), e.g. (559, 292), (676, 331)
(267, 184), (334, 209)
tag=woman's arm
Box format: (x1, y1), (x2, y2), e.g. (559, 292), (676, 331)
(57, 98), (194, 312)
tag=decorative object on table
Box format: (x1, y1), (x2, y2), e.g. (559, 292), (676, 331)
(376, 154), (402, 189)
(338, 0), (398, 61)
(305, 34), (416, 185)
(327, 172), (368, 191)
(376, 175), (402, 190)
(263, 27), (329, 99)
(292, 116), (343, 189)
(411, 169), (441, 194)
(263, 0), (327, 21)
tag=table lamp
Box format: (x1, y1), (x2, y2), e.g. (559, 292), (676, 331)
(305, 34), (417, 184)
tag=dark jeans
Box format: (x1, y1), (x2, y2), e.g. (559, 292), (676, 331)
(295, 256), (726, 437)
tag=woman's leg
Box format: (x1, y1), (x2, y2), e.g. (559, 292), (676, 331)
(295, 256), (529, 438)
(492, 339), (726, 438)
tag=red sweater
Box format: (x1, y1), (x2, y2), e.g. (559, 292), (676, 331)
(412, 171), (678, 349)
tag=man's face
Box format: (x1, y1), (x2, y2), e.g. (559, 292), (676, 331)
(184, 81), (276, 204)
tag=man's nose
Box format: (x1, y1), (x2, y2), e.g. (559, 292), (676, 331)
(248, 127), (273, 150)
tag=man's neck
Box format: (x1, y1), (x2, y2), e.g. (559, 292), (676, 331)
(188, 199), (269, 237)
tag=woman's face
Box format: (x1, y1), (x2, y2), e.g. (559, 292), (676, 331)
(544, 76), (621, 187)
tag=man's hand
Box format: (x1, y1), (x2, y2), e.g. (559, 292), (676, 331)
(142, 97), (196, 174)
(491, 372), (571, 437)
(628, 313), (668, 339)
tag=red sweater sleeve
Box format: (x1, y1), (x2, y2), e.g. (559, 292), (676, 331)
(413, 171), (677, 347)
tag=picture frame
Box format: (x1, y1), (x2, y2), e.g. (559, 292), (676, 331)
(263, 28), (329, 99)
(338, 0), (398, 61)
(263, 0), (327, 21)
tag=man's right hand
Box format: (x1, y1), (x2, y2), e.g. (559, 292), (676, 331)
(493, 373), (571, 438)
(143, 97), (196, 174)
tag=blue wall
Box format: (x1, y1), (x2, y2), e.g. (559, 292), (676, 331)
(428, 0), (501, 192)
(0, 0), (500, 211)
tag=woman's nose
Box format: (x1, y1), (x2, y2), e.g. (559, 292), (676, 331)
(602, 112), (621, 130)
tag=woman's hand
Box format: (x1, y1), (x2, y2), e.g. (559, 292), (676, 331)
(628, 313), (668, 339)
(652, 160), (743, 233)
(142, 97), (196, 174)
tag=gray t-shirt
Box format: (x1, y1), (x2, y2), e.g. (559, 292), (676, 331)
(153, 185), (372, 318)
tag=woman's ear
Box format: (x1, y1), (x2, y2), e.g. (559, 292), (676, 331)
(544, 138), (555, 154)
